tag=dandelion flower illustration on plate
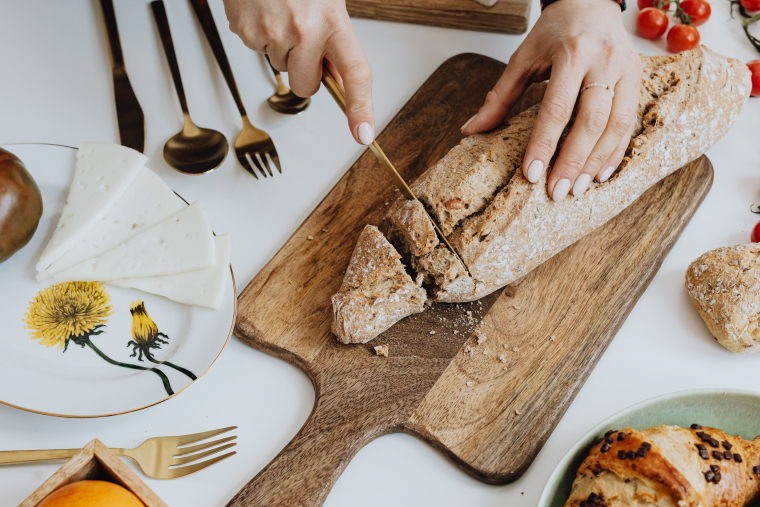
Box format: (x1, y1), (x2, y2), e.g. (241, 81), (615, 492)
(24, 282), (113, 350)
(24, 283), (175, 396)
(128, 300), (196, 381)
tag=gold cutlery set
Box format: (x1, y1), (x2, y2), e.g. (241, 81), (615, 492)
(2, 426), (237, 480)
(100, 0), (309, 178)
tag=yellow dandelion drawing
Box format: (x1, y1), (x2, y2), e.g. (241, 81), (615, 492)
(129, 299), (159, 345)
(128, 299), (196, 381)
(24, 282), (113, 350)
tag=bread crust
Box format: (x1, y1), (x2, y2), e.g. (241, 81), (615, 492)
(685, 244), (760, 354)
(389, 46), (751, 303)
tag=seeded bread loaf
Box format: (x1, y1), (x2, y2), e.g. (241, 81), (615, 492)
(564, 425), (760, 507)
(390, 46), (751, 302)
(331, 225), (426, 344)
(685, 244), (760, 354)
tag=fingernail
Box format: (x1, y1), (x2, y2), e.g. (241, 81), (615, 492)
(573, 174), (591, 196)
(358, 122), (374, 145)
(552, 179), (571, 202)
(599, 166), (615, 182)
(526, 160), (543, 183)
(461, 114), (477, 132)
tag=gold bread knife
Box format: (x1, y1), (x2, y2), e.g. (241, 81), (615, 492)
(98, 0), (145, 153)
(320, 64), (468, 274)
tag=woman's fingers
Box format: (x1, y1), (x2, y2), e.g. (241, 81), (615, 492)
(570, 69), (639, 195)
(522, 63), (584, 186)
(326, 26), (374, 145)
(461, 52), (532, 136)
(287, 42), (325, 98)
(547, 76), (614, 200)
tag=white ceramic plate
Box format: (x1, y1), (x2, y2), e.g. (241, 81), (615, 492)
(0, 143), (236, 417)
(537, 389), (760, 507)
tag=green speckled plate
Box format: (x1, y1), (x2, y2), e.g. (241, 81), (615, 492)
(538, 389), (760, 507)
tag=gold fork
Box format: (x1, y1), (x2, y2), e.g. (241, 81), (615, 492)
(189, 0), (281, 179)
(0, 426), (237, 480)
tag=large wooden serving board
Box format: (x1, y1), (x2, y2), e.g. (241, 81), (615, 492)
(346, 0), (531, 35)
(230, 53), (713, 507)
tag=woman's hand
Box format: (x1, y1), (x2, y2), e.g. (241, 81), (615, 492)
(223, 0), (375, 145)
(462, 0), (642, 200)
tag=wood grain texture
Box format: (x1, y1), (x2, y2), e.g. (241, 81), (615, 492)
(231, 53), (713, 507)
(19, 439), (168, 507)
(346, 0), (531, 35)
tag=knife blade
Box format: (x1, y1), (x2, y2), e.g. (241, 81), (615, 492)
(98, 0), (145, 153)
(320, 64), (469, 274)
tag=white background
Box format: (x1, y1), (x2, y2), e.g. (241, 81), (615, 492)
(0, 0), (759, 505)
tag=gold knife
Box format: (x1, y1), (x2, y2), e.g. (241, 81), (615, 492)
(98, 0), (145, 153)
(320, 64), (468, 274)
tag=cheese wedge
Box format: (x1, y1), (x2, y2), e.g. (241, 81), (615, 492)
(53, 202), (215, 283)
(36, 143), (147, 271)
(38, 167), (185, 281)
(110, 234), (231, 309)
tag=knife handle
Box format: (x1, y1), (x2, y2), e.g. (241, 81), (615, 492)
(150, 1), (189, 115)
(188, 0), (247, 118)
(98, 0), (125, 69)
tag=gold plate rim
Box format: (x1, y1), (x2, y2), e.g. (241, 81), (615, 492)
(0, 142), (237, 418)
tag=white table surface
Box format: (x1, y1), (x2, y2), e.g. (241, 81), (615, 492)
(1, 0), (759, 505)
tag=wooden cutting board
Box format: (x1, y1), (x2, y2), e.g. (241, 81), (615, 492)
(230, 53), (713, 507)
(346, 0), (531, 34)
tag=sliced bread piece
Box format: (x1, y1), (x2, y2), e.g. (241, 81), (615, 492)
(331, 225), (426, 344)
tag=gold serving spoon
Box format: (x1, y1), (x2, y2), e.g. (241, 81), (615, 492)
(265, 55), (311, 115)
(151, 0), (228, 175)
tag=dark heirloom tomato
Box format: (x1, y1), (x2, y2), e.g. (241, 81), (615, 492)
(0, 147), (43, 263)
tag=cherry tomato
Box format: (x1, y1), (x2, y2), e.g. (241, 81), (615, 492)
(667, 24), (700, 53)
(680, 0), (711, 26)
(751, 220), (760, 242)
(637, 8), (669, 39)
(740, 0), (760, 11)
(638, 0), (672, 9)
(748, 60), (760, 96)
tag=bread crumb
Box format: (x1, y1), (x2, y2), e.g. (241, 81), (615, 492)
(515, 409), (522, 415)
(463, 345), (474, 357)
(466, 381), (473, 387)
(307, 235), (314, 241)
(550, 335), (556, 341)
(503, 367), (508, 371)
(503, 343), (509, 349)
(499, 354), (507, 363)
(477, 334), (487, 345)
(513, 305), (521, 309)
(374, 344), (389, 357)
(384, 201), (389, 206)
(430, 330), (435, 334)
(483, 349), (488, 355)
(321, 228), (328, 233)
(454, 329), (459, 334)
(513, 347), (519, 352)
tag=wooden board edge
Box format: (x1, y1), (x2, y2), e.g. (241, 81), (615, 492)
(406, 159), (714, 484)
(346, 7), (530, 35)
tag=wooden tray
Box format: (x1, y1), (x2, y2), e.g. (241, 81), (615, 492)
(346, 0), (531, 35)
(19, 439), (167, 507)
(230, 53), (713, 507)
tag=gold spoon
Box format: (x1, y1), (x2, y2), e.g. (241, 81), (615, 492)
(151, 0), (228, 175)
(265, 55), (311, 115)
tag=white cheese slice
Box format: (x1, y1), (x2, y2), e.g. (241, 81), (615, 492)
(110, 234), (231, 309)
(53, 202), (215, 283)
(36, 142), (147, 272)
(37, 166), (185, 281)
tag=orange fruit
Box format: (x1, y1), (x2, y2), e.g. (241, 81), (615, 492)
(38, 480), (144, 507)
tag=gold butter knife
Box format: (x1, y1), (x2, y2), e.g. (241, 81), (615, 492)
(320, 64), (468, 273)
(98, 0), (145, 153)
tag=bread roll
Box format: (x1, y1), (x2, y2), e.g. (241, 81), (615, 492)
(685, 244), (760, 354)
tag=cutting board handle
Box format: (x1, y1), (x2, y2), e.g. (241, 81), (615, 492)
(226, 390), (380, 507)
